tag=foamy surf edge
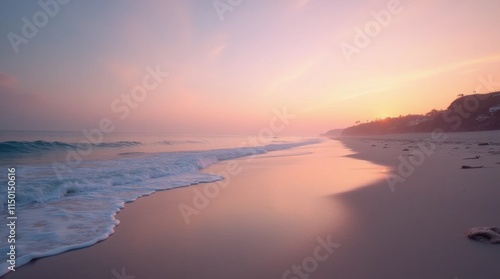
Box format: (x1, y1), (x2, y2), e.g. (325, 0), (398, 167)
(0, 139), (321, 277)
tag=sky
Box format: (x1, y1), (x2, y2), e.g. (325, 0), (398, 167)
(1, 0), (500, 136)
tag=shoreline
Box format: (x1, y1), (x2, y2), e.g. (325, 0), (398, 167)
(5, 140), (380, 279)
(0, 139), (320, 277)
(4, 133), (500, 278)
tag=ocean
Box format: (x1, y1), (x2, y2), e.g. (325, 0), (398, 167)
(0, 130), (320, 276)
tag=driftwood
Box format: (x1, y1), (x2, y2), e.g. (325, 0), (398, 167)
(463, 155), (480, 160)
(461, 165), (484, 169)
(467, 227), (500, 244)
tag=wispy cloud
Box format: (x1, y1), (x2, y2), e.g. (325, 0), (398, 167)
(268, 56), (318, 91)
(206, 34), (228, 62)
(0, 72), (18, 89)
(459, 68), (479, 75)
(394, 54), (500, 84)
(345, 54), (500, 99)
(341, 86), (395, 101)
(294, 0), (311, 10)
(105, 61), (142, 87)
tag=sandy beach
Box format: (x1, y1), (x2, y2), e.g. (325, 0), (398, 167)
(4, 140), (381, 278)
(333, 131), (500, 278)
(5, 131), (500, 279)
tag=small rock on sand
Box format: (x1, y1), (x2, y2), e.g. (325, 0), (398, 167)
(467, 227), (500, 244)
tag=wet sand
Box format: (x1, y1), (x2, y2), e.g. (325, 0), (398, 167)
(5, 140), (383, 279)
(6, 132), (500, 279)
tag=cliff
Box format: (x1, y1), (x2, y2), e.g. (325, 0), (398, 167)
(338, 91), (500, 136)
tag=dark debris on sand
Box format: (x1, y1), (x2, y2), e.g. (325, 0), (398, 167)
(461, 165), (484, 169)
(467, 227), (500, 244)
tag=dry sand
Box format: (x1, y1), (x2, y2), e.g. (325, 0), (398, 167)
(334, 131), (500, 278)
(4, 131), (500, 279)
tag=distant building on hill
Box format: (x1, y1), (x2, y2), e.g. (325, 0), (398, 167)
(406, 117), (430, 127)
(489, 105), (500, 114)
(475, 114), (491, 122)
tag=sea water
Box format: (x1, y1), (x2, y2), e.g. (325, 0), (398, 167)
(0, 131), (320, 276)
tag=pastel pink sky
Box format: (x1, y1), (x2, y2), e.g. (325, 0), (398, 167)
(1, 0), (499, 135)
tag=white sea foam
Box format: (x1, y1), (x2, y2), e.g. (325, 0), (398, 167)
(0, 139), (320, 276)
